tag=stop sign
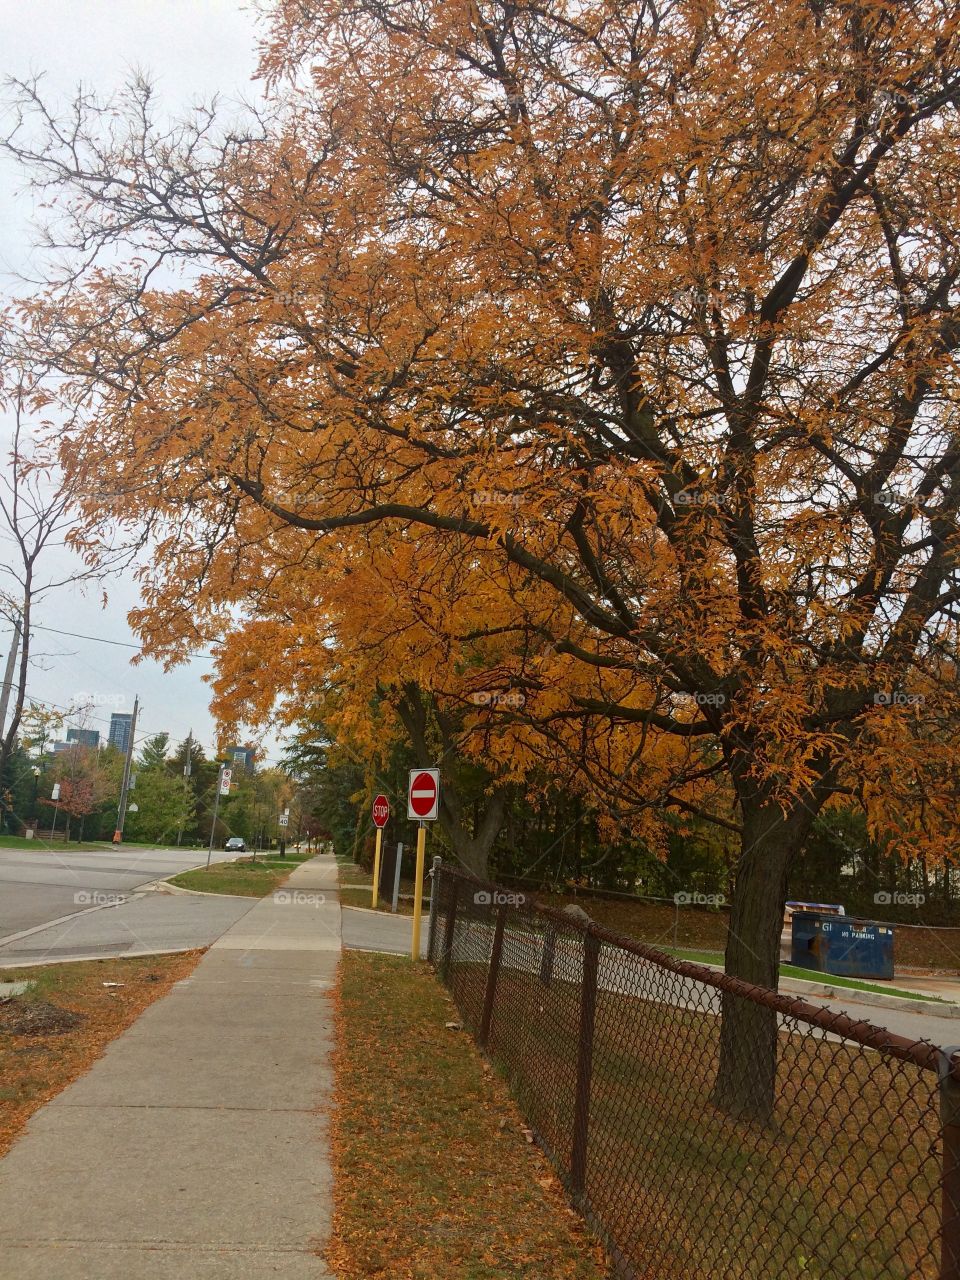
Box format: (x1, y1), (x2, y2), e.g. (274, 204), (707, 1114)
(372, 794), (390, 828)
(407, 769), (440, 821)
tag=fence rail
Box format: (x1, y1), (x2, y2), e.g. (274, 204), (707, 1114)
(428, 861), (960, 1279)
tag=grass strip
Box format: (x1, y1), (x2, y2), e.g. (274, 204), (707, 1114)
(326, 951), (607, 1280)
(659, 946), (945, 1002)
(169, 851), (313, 897)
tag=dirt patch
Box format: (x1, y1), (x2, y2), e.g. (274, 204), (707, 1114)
(0, 999), (83, 1036)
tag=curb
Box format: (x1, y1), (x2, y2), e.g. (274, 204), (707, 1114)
(777, 974), (960, 1017)
(340, 903), (423, 917)
(0, 893), (143, 951)
(142, 879), (254, 901)
(0, 946), (204, 971)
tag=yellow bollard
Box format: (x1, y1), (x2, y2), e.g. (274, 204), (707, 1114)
(371, 827), (383, 909)
(411, 823), (427, 960)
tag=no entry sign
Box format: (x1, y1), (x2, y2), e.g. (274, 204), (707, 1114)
(372, 794), (390, 828)
(407, 768), (440, 821)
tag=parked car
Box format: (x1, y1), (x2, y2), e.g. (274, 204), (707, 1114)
(225, 836), (246, 853)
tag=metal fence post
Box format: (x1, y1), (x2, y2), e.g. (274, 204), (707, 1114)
(540, 919), (558, 987)
(426, 855), (442, 963)
(571, 928), (599, 1200)
(940, 1048), (960, 1279)
(479, 902), (507, 1048)
(441, 874), (459, 981)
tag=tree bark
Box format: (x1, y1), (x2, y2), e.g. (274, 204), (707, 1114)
(396, 682), (510, 878)
(713, 799), (815, 1123)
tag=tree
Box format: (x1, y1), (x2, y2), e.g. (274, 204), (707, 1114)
(18, 702), (64, 759)
(0, 391), (119, 790)
(137, 732), (170, 772)
(47, 744), (112, 841)
(7, 0), (960, 1118)
(122, 733), (189, 843)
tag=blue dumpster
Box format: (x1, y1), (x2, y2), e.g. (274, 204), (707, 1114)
(790, 912), (894, 980)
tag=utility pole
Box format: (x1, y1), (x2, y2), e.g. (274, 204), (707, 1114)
(176, 729), (192, 846)
(0, 617), (22, 740)
(112, 696), (139, 844)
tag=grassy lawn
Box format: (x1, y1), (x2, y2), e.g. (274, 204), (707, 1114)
(0, 951), (202, 1156)
(445, 953), (941, 1280)
(339, 885), (417, 915)
(327, 952), (607, 1280)
(337, 854), (422, 915)
(538, 888), (960, 974)
(169, 851), (314, 897)
(658, 947), (945, 1002)
(0, 836), (181, 852)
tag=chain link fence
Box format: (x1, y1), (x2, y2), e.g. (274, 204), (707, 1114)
(428, 861), (960, 1279)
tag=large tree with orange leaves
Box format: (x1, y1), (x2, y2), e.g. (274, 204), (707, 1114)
(5, 0), (960, 1116)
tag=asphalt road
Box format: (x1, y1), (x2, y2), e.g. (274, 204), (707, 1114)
(341, 905), (429, 958)
(6, 852), (959, 1052)
(403, 907), (960, 1053)
(0, 844), (248, 965)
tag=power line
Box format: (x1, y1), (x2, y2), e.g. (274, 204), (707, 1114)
(30, 623), (215, 658)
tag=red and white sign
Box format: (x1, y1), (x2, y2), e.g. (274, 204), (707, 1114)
(372, 794), (390, 828)
(407, 769), (440, 821)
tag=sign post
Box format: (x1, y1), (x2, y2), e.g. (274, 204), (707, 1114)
(49, 782), (61, 841)
(371, 794), (390, 908)
(392, 842), (403, 913)
(206, 764), (230, 869)
(407, 769), (440, 959)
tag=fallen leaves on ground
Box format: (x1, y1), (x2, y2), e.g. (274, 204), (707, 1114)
(325, 951), (609, 1279)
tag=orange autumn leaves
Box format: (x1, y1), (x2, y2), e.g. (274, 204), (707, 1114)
(3, 0), (960, 871)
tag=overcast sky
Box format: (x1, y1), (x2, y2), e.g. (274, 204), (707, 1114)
(0, 2), (280, 761)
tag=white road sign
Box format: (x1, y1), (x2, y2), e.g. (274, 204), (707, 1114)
(407, 768), (440, 821)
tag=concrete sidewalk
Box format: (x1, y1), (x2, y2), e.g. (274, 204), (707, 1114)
(0, 856), (340, 1279)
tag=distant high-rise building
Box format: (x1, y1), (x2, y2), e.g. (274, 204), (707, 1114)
(67, 727), (100, 749)
(108, 713), (133, 755)
(225, 745), (255, 773)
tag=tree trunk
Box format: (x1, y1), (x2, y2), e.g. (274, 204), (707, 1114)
(442, 786), (509, 878)
(395, 681), (509, 878)
(713, 801), (812, 1123)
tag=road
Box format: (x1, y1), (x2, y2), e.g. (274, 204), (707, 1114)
(6, 853), (959, 1052)
(0, 844), (249, 966)
(427, 909), (960, 1054)
(341, 905), (429, 957)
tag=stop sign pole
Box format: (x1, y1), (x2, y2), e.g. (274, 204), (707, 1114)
(371, 794), (390, 908)
(407, 769), (440, 960)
